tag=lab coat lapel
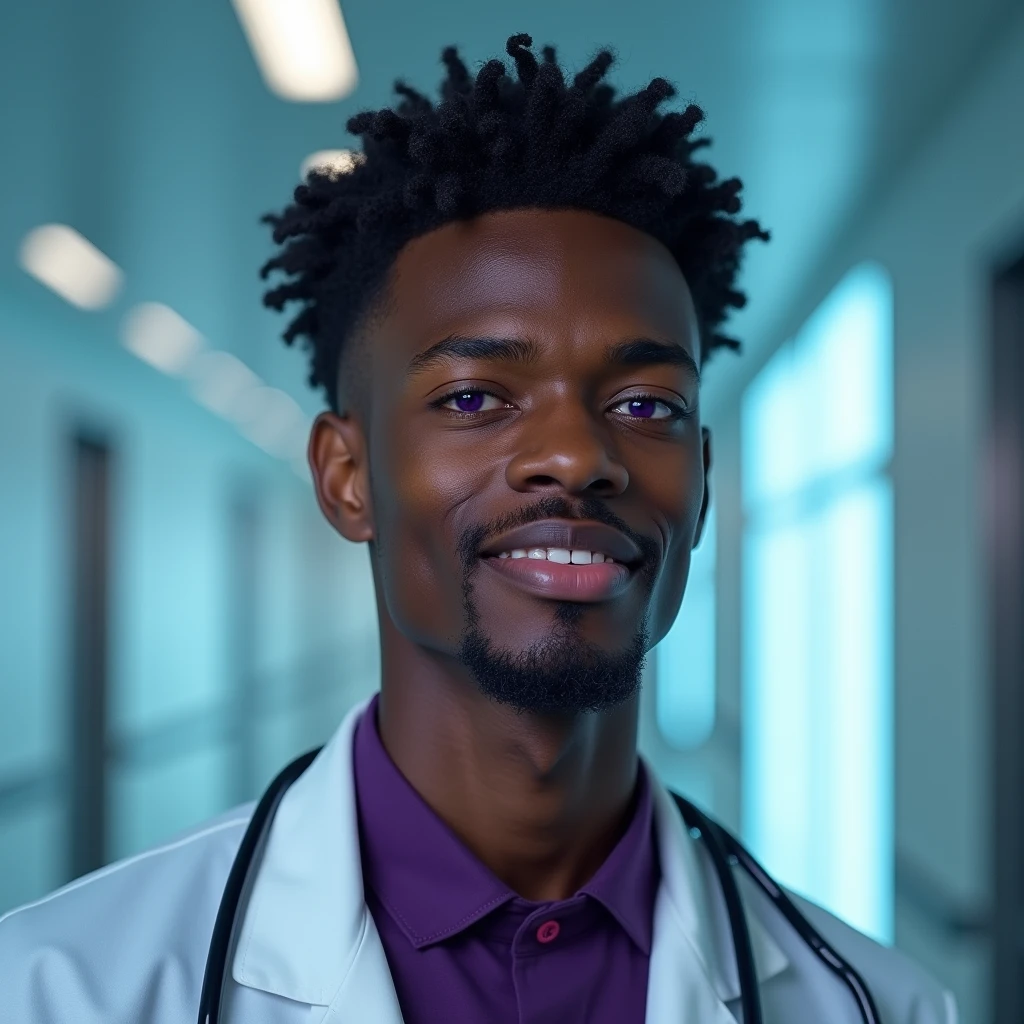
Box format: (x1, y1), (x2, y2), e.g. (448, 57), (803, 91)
(228, 698), (786, 1023)
(230, 698), (404, 1024)
(644, 770), (789, 1024)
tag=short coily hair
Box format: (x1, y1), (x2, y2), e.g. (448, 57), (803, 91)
(261, 33), (769, 412)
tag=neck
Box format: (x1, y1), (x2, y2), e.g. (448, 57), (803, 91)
(376, 646), (641, 902)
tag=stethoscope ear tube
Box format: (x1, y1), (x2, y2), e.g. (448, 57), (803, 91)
(197, 747), (323, 1024)
(714, 826), (882, 1024)
(671, 794), (764, 1024)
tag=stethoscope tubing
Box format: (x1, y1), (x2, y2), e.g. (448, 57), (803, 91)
(197, 748), (319, 1024)
(670, 792), (881, 1024)
(200, 750), (881, 1024)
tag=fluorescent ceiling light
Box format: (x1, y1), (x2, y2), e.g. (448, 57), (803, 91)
(300, 148), (363, 179)
(19, 224), (122, 310)
(188, 350), (262, 420)
(122, 303), (203, 375)
(234, 385), (308, 458)
(232, 0), (358, 102)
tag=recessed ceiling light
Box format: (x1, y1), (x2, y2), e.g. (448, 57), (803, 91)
(19, 224), (122, 310)
(232, 0), (358, 102)
(122, 303), (203, 375)
(300, 148), (363, 179)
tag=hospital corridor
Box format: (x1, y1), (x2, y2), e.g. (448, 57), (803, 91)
(1, 0), (1023, 1021)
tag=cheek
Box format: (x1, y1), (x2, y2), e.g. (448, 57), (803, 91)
(649, 545), (694, 647)
(369, 420), (481, 650)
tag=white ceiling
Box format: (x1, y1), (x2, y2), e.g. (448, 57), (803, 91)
(0, 0), (1018, 417)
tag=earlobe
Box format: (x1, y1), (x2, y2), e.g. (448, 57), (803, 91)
(308, 412), (375, 544)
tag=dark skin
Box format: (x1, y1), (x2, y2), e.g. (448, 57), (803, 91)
(310, 208), (710, 901)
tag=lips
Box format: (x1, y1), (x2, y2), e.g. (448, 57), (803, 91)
(479, 520), (642, 566)
(477, 519), (643, 603)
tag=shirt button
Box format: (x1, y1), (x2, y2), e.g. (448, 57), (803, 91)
(536, 920), (560, 944)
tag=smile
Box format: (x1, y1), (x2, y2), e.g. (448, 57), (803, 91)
(478, 520), (642, 603)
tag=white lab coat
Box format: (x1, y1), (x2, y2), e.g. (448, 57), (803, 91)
(0, 699), (957, 1024)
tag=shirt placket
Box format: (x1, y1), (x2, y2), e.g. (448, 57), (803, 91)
(511, 899), (593, 1024)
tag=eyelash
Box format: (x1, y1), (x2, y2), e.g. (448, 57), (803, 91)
(431, 387), (691, 422)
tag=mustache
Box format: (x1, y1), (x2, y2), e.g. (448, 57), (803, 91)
(456, 495), (659, 575)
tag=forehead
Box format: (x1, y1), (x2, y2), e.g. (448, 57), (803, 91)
(379, 208), (699, 360)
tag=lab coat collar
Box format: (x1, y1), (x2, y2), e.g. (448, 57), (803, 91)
(647, 777), (789, 1004)
(231, 698), (375, 1008)
(231, 696), (788, 1012)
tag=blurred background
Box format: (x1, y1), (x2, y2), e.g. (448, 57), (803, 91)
(1, 0), (1023, 1019)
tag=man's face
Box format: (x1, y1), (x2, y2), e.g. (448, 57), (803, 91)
(320, 208), (709, 715)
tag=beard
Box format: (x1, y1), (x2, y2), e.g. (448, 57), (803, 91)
(457, 610), (649, 715)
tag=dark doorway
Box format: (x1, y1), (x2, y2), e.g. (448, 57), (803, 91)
(68, 432), (113, 879)
(228, 485), (260, 802)
(990, 248), (1024, 1024)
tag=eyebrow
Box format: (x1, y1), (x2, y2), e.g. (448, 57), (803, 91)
(407, 335), (539, 375)
(605, 338), (701, 384)
(407, 333), (700, 384)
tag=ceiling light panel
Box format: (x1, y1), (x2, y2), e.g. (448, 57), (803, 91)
(232, 0), (358, 102)
(122, 303), (203, 375)
(19, 224), (122, 310)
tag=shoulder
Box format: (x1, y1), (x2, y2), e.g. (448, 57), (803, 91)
(787, 893), (958, 1023)
(0, 803), (254, 1024)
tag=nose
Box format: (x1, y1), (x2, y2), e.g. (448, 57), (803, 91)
(504, 401), (629, 498)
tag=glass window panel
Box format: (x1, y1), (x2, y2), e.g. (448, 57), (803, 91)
(655, 510), (716, 749)
(742, 521), (815, 886)
(800, 261), (894, 477)
(742, 343), (806, 509)
(741, 261), (894, 945)
(818, 479), (893, 942)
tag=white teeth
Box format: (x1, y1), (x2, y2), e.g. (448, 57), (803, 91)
(494, 547), (618, 564)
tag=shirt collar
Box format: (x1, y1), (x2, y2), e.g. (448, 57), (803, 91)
(577, 764), (658, 953)
(353, 694), (512, 947)
(353, 694), (659, 954)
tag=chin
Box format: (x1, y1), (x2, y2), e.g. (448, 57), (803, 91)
(458, 620), (649, 717)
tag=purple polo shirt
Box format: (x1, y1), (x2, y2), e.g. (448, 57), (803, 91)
(352, 696), (660, 1024)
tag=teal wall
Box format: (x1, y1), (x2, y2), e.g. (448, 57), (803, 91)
(0, 285), (379, 913)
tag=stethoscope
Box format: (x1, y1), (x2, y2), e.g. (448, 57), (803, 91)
(197, 747), (882, 1024)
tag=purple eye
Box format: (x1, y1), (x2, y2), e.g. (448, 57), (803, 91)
(440, 389), (508, 414)
(453, 391), (485, 412)
(611, 396), (680, 421)
(627, 398), (658, 418)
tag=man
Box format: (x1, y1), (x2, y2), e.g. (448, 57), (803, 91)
(1, 34), (955, 1024)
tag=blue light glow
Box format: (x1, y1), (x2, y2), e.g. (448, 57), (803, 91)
(741, 262), (894, 944)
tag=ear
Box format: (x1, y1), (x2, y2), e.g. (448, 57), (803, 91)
(693, 426), (712, 548)
(308, 411), (375, 544)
